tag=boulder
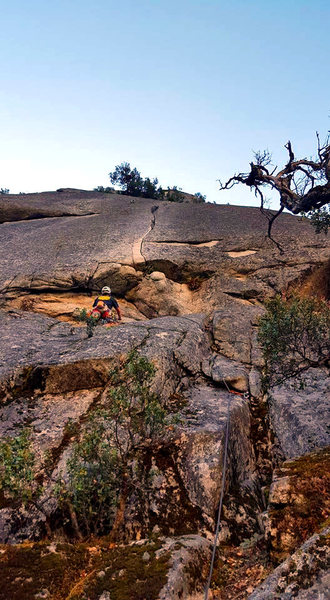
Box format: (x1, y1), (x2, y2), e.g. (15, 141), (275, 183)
(248, 527), (330, 600)
(212, 303), (264, 364)
(269, 368), (330, 459)
(157, 535), (212, 599)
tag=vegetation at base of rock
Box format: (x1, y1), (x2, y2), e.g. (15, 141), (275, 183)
(0, 541), (89, 600)
(211, 538), (271, 599)
(68, 540), (170, 600)
(0, 428), (40, 508)
(0, 539), (169, 600)
(258, 294), (330, 388)
(269, 447), (330, 563)
(55, 350), (174, 539)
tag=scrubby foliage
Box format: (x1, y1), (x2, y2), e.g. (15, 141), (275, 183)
(306, 205), (330, 234)
(193, 192), (206, 203)
(93, 185), (115, 193)
(109, 162), (163, 199)
(165, 186), (184, 202)
(258, 295), (330, 388)
(56, 350), (172, 538)
(55, 415), (121, 538)
(0, 429), (39, 507)
(0, 352), (176, 540)
(108, 162), (206, 202)
(0, 187), (9, 194)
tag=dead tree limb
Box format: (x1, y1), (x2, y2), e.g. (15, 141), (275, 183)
(219, 133), (330, 238)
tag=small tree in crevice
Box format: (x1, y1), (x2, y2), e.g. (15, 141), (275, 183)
(0, 352), (176, 540)
(0, 429), (38, 507)
(258, 295), (330, 389)
(56, 350), (172, 539)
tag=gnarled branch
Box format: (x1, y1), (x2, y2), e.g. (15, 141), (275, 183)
(219, 133), (330, 238)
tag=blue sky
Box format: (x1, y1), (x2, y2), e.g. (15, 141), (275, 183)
(0, 0), (329, 207)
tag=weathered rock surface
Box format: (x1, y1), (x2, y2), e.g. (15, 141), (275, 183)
(157, 535), (212, 599)
(1, 191), (329, 305)
(0, 310), (263, 545)
(248, 527), (330, 600)
(269, 368), (330, 459)
(266, 447), (330, 563)
(212, 303), (264, 365)
(1, 190), (329, 598)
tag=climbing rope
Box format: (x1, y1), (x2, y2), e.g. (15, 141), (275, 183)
(204, 380), (247, 600)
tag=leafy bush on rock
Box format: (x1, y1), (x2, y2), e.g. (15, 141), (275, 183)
(258, 295), (330, 388)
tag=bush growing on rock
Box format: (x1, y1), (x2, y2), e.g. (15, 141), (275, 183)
(0, 352), (177, 540)
(0, 428), (39, 507)
(306, 205), (330, 234)
(56, 350), (173, 539)
(258, 295), (330, 388)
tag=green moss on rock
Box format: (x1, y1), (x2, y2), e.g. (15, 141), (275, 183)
(269, 447), (330, 563)
(0, 539), (170, 600)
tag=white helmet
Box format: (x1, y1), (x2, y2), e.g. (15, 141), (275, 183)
(101, 286), (111, 294)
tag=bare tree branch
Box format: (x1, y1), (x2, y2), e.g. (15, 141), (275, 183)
(219, 133), (330, 239)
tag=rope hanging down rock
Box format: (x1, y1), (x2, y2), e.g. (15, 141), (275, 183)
(204, 379), (232, 600)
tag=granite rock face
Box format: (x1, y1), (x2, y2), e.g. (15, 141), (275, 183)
(0, 311), (262, 544)
(269, 368), (330, 459)
(248, 527), (330, 600)
(1, 190), (329, 598)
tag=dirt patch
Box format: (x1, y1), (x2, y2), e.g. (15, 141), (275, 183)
(289, 259), (330, 300)
(211, 537), (271, 599)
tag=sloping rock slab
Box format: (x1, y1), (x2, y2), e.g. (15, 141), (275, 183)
(0, 311), (209, 401)
(248, 527), (330, 600)
(269, 367), (330, 459)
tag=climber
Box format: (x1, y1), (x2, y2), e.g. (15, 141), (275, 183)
(91, 286), (122, 323)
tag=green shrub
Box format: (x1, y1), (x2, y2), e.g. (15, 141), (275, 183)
(55, 415), (121, 537)
(73, 308), (88, 322)
(0, 352), (177, 540)
(258, 295), (330, 388)
(307, 206), (330, 234)
(0, 429), (39, 506)
(56, 350), (172, 538)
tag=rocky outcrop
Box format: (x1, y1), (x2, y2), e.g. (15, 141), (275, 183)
(0, 311), (263, 545)
(248, 527), (330, 600)
(1, 190), (329, 599)
(269, 368), (330, 459)
(265, 448), (330, 563)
